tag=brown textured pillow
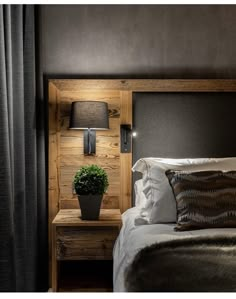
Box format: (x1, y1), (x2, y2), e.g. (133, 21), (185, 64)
(166, 170), (236, 231)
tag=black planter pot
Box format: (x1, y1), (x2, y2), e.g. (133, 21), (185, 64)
(78, 194), (103, 220)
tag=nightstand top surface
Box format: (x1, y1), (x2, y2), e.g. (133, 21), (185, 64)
(52, 209), (121, 226)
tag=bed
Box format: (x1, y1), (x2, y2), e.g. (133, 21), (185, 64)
(113, 158), (236, 291)
(114, 208), (236, 292)
(113, 91), (236, 292)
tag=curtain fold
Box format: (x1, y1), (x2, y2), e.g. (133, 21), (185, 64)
(0, 5), (47, 291)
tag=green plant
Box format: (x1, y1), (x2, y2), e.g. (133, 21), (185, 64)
(73, 165), (109, 195)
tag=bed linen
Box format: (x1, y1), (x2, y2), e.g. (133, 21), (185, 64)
(132, 157), (236, 224)
(113, 207), (236, 292)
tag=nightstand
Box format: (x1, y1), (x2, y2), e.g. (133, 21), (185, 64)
(51, 209), (121, 292)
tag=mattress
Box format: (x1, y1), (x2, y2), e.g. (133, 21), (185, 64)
(113, 207), (236, 292)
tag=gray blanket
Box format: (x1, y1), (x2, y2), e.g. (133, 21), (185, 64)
(125, 235), (236, 292)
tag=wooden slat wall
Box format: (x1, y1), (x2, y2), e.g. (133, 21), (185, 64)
(120, 91), (132, 212)
(48, 82), (61, 282)
(50, 79), (236, 92)
(48, 82), (61, 257)
(59, 90), (121, 211)
(49, 82), (136, 250)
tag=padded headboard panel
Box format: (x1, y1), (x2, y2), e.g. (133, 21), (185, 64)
(132, 92), (236, 182)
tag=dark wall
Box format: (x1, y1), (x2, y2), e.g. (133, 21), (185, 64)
(39, 5), (236, 78)
(133, 92), (236, 161)
(132, 92), (236, 188)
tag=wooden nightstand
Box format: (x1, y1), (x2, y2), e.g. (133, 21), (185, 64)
(51, 209), (121, 292)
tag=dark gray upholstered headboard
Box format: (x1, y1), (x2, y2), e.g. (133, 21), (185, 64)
(132, 92), (236, 186)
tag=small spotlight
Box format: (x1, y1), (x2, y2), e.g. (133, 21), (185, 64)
(132, 131), (137, 137)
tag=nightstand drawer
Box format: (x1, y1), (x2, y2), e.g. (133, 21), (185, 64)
(56, 226), (118, 260)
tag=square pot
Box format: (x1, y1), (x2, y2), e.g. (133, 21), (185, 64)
(78, 194), (103, 220)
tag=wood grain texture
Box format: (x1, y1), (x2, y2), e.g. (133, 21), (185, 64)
(59, 89), (121, 210)
(52, 209), (121, 226)
(120, 91), (132, 212)
(48, 82), (61, 287)
(48, 82), (60, 228)
(51, 209), (121, 291)
(51, 224), (58, 291)
(56, 227), (118, 260)
(60, 196), (119, 209)
(50, 79), (236, 92)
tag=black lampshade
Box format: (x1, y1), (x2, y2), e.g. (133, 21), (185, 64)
(69, 101), (109, 130)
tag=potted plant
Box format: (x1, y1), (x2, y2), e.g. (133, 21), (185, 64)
(73, 164), (109, 220)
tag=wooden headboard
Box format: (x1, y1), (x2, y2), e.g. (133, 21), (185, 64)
(48, 79), (236, 286)
(48, 79), (236, 242)
(48, 80), (133, 227)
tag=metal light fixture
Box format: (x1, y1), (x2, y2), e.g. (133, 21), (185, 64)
(120, 125), (137, 153)
(120, 124), (132, 153)
(69, 101), (109, 155)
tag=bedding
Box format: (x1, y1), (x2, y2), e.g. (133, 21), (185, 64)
(134, 179), (147, 208)
(113, 207), (236, 292)
(166, 170), (236, 231)
(132, 157), (236, 224)
(125, 236), (236, 292)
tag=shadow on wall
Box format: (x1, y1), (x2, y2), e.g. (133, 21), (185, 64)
(43, 67), (236, 81)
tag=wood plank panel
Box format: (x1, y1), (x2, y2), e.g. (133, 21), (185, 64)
(56, 227), (118, 260)
(48, 82), (60, 287)
(120, 91), (132, 213)
(60, 194), (119, 204)
(60, 137), (119, 156)
(60, 184), (119, 199)
(61, 90), (120, 98)
(48, 82), (60, 226)
(51, 224), (58, 292)
(58, 91), (121, 211)
(53, 209), (121, 225)
(57, 248), (113, 260)
(58, 227), (117, 242)
(60, 151), (119, 160)
(51, 209), (121, 291)
(51, 79), (236, 92)
(60, 196), (119, 209)
(60, 185), (120, 198)
(60, 150), (120, 165)
(60, 168), (120, 182)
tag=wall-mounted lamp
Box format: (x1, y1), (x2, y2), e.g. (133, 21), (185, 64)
(69, 101), (109, 155)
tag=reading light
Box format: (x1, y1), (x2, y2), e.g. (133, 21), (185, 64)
(69, 101), (109, 155)
(120, 125), (137, 153)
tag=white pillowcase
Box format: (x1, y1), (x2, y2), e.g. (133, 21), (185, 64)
(132, 157), (236, 224)
(134, 179), (147, 208)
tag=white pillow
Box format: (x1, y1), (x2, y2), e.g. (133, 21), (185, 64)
(132, 157), (236, 224)
(134, 179), (147, 208)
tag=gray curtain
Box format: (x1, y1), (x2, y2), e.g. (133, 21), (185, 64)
(0, 5), (47, 291)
